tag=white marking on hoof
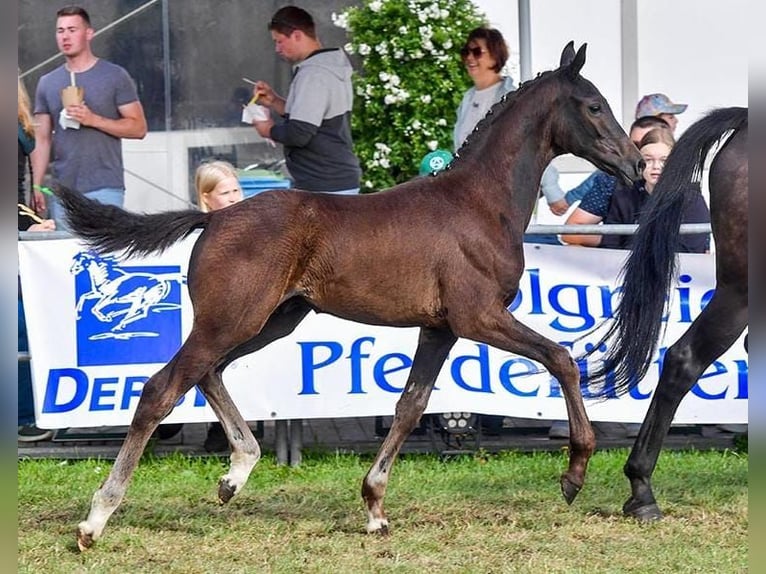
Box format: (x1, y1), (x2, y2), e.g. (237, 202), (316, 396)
(76, 521), (97, 551)
(218, 451), (260, 502)
(366, 516), (389, 534)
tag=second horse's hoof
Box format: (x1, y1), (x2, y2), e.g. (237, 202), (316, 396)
(623, 498), (663, 522)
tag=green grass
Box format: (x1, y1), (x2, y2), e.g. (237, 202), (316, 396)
(18, 448), (747, 573)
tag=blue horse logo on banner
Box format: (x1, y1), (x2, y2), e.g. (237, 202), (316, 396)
(70, 251), (184, 366)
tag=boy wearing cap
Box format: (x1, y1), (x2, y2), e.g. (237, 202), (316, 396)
(634, 92), (688, 132)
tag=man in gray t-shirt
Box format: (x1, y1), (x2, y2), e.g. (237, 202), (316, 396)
(31, 5), (147, 228)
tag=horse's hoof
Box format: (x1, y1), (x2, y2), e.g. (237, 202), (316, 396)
(76, 523), (94, 552)
(365, 517), (390, 535)
(623, 498), (663, 522)
(560, 474), (583, 505)
(218, 478), (236, 504)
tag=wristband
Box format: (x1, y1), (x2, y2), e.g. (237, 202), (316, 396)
(33, 184), (53, 196)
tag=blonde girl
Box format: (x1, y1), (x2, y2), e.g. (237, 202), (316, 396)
(195, 160), (244, 212)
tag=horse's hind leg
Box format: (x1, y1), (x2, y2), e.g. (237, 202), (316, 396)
(362, 327), (456, 534)
(458, 307), (595, 503)
(198, 298), (312, 503)
(76, 349), (200, 551)
(623, 285), (747, 521)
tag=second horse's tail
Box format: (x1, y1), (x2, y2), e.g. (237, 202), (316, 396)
(54, 185), (212, 258)
(581, 106), (747, 395)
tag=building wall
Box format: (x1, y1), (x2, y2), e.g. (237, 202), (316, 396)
(475, 0), (748, 134)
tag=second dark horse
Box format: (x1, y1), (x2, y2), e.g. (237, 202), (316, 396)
(58, 43), (642, 550)
(582, 106), (748, 521)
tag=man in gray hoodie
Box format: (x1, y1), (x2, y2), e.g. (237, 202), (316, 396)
(252, 5), (361, 193)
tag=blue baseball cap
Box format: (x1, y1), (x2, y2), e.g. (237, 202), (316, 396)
(635, 93), (687, 119)
(419, 149), (454, 176)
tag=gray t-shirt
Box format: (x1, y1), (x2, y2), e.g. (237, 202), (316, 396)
(34, 59), (140, 193)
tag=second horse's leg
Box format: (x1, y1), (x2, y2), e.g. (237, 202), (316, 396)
(623, 287), (747, 521)
(362, 327), (457, 534)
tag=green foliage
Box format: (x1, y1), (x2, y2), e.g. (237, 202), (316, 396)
(333, 0), (486, 191)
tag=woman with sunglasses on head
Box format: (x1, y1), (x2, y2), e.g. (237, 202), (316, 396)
(453, 27), (568, 216)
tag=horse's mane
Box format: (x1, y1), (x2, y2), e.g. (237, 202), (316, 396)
(444, 70), (554, 173)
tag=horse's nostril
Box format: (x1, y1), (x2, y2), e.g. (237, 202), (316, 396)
(636, 159), (646, 174)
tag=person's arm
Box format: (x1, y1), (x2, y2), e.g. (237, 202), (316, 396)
(29, 113), (53, 214)
(269, 119), (318, 147)
(560, 207), (603, 246)
(540, 165), (568, 215)
(565, 170), (616, 205)
(66, 99), (147, 139)
(453, 91), (471, 151)
(268, 69), (327, 148)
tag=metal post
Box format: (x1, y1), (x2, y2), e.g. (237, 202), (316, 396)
(274, 419), (288, 465)
(289, 419), (303, 467)
(518, 0), (532, 82)
(620, 0), (640, 128)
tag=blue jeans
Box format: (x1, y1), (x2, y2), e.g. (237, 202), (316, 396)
(49, 187), (125, 233)
(18, 293), (35, 426)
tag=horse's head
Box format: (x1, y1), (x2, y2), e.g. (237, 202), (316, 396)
(69, 251), (105, 275)
(550, 42), (643, 185)
(70, 252), (92, 275)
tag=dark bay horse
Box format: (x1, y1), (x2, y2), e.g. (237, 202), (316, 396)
(58, 43), (642, 550)
(581, 106), (748, 521)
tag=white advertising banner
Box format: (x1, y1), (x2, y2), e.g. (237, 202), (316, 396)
(18, 237), (747, 429)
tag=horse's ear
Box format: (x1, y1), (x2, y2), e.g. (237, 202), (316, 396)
(564, 43), (587, 79)
(559, 41), (576, 67)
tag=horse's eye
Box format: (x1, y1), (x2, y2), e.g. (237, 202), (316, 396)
(588, 104), (602, 114)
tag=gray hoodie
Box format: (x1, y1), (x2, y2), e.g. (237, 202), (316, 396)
(270, 48), (361, 192)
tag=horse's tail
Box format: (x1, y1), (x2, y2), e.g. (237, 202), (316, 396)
(54, 184), (212, 258)
(581, 106), (747, 396)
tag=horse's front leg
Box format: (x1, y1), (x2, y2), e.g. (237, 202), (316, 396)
(458, 306), (595, 504)
(75, 291), (98, 319)
(196, 371), (261, 503)
(362, 327), (456, 534)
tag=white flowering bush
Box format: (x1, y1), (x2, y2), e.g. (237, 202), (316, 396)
(334, 0), (486, 191)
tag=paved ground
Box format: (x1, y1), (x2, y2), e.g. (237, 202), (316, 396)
(17, 415), (741, 463)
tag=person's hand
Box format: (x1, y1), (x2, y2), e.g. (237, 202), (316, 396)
(65, 102), (97, 126)
(32, 189), (47, 215)
(28, 219), (56, 232)
(253, 118), (274, 138)
(253, 81), (277, 107)
(547, 198), (569, 216)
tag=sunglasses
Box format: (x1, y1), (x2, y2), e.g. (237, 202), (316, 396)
(460, 46), (486, 59)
